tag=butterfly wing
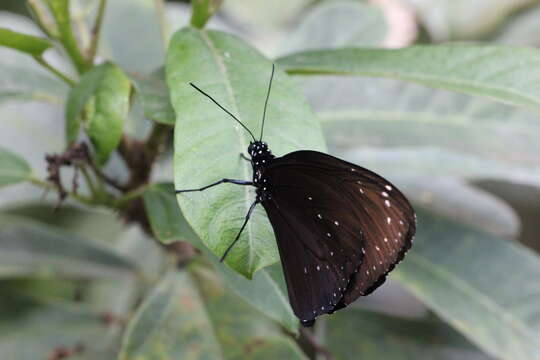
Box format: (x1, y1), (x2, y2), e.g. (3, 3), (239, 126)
(260, 150), (416, 323)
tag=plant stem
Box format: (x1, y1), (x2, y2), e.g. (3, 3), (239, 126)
(26, 0), (58, 39)
(29, 177), (94, 205)
(33, 56), (76, 86)
(87, 0), (107, 63)
(79, 165), (98, 197)
(154, 0), (169, 46)
(116, 185), (149, 206)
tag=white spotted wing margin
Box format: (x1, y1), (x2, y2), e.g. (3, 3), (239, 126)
(259, 150), (416, 326)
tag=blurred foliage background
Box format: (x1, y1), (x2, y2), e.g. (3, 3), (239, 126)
(1, 0), (540, 359)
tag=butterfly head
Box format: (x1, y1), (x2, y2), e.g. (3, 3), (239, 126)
(248, 141), (270, 157)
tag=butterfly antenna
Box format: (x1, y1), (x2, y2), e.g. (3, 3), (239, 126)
(189, 83), (256, 141)
(259, 64), (275, 141)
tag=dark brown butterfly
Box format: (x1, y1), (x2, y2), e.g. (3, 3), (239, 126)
(176, 65), (416, 326)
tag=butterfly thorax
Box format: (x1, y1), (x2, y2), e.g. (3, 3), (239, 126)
(248, 141), (275, 197)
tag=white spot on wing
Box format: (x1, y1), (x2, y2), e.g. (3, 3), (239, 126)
(382, 191), (389, 197)
(387, 217), (391, 224)
(385, 185), (392, 191)
(385, 200), (391, 207)
(317, 265), (320, 271)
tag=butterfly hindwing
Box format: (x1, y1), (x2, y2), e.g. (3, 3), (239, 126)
(260, 150), (416, 321)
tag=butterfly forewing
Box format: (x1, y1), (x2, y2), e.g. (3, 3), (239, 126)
(261, 151), (415, 320)
(260, 165), (365, 323)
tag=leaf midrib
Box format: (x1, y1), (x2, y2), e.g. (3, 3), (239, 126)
(199, 31), (257, 272)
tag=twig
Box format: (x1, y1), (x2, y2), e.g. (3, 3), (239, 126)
(300, 328), (335, 360)
(87, 0), (107, 63)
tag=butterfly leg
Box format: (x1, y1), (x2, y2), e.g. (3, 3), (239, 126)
(175, 179), (253, 193)
(220, 199), (260, 262)
(239, 153), (251, 161)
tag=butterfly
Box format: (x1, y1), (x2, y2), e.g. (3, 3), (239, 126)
(176, 65), (416, 327)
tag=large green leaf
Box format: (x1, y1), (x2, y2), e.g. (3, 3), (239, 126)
(167, 27), (326, 278)
(0, 146), (31, 187)
(392, 208), (540, 360)
(142, 183), (298, 333)
(0, 216), (137, 279)
(324, 309), (492, 360)
(0, 295), (118, 359)
(0, 27), (52, 56)
(120, 268), (306, 360)
(277, 45), (540, 113)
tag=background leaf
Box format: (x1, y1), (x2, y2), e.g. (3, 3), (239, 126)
(0, 216), (137, 279)
(120, 267), (306, 360)
(167, 27), (326, 278)
(278, 1), (387, 55)
(0, 294), (119, 359)
(324, 308), (492, 360)
(392, 208), (540, 360)
(278, 45), (540, 113)
(0, 27), (52, 56)
(0, 146), (31, 187)
(129, 68), (175, 125)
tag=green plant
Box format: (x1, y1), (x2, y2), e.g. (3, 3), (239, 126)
(1, 0), (540, 359)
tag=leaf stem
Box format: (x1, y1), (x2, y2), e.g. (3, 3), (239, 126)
(33, 56), (76, 86)
(87, 0), (107, 63)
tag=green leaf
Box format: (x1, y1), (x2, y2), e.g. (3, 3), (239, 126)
(142, 183), (298, 333)
(120, 268), (306, 360)
(0, 216), (137, 279)
(44, 0), (87, 73)
(0, 146), (31, 187)
(143, 183), (198, 244)
(130, 68), (175, 125)
(167, 27), (326, 278)
(65, 63), (108, 143)
(325, 309), (491, 360)
(191, 0), (224, 29)
(65, 62), (130, 163)
(85, 64), (131, 164)
(0, 27), (52, 56)
(392, 208), (540, 360)
(0, 295), (118, 359)
(279, 1), (387, 54)
(277, 45), (540, 113)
